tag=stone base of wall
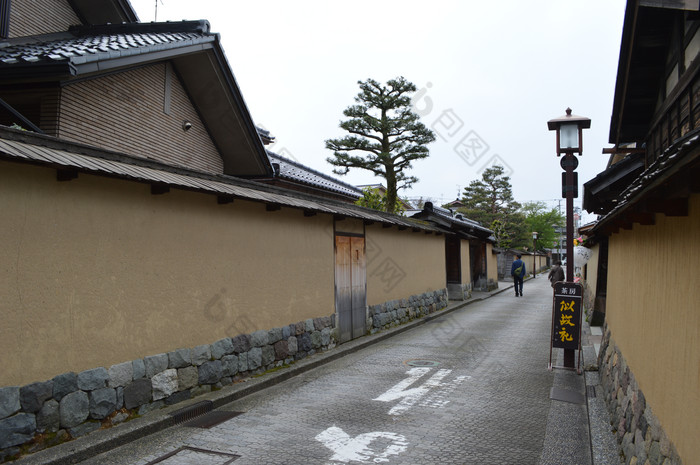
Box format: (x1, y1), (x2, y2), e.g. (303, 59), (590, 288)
(367, 289), (448, 334)
(447, 283), (472, 301)
(0, 316), (336, 461)
(474, 278), (498, 292)
(598, 324), (684, 465)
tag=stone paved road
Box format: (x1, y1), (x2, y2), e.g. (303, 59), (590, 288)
(81, 278), (566, 465)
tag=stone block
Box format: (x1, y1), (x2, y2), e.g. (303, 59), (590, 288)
(304, 319), (314, 332)
(0, 413), (37, 449)
(311, 331), (322, 349)
(108, 361), (133, 388)
(282, 325), (291, 339)
(321, 327), (331, 346)
(211, 338), (234, 360)
(247, 348), (262, 370)
(250, 330), (269, 347)
(287, 336), (298, 355)
(78, 367), (108, 391)
(116, 387), (124, 409)
(238, 352), (249, 372)
(89, 388), (117, 420)
(52, 372), (78, 401)
(0, 387), (20, 420)
(274, 340), (289, 360)
(137, 400), (164, 416)
(299, 333), (312, 353)
(168, 348), (191, 369)
(177, 366), (198, 391)
(144, 353), (169, 378)
(198, 361), (223, 385)
(59, 390), (89, 428)
(165, 390), (191, 406)
(231, 334), (251, 354)
(268, 327), (283, 345)
(221, 355), (239, 377)
(132, 359), (146, 380)
(190, 345), (211, 366)
(36, 399), (59, 433)
(123, 379), (151, 410)
(313, 318), (324, 331)
(262, 345), (275, 366)
(20, 380), (53, 413)
(151, 369), (178, 401)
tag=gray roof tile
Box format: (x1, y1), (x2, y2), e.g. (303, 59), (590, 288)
(0, 21), (213, 71)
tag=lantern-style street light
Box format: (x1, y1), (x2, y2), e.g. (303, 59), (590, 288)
(547, 108), (591, 281)
(532, 231), (538, 278)
(547, 108), (590, 371)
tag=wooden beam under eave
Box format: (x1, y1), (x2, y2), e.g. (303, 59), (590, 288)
(412, 228), (421, 233)
(333, 214), (345, 221)
(56, 169), (78, 182)
(628, 212), (655, 225)
(647, 198), (688, 216)
(398, 225), (407, 231)
(303, 210), (317, 217)
(217, 195), (234, 205)
(151, 183), (170, 195)
(266, 203), (281, 212)
(382, 223), (392, 229)
(363, 220), (374, 225)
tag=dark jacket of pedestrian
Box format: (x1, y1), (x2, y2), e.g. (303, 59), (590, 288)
(548, 261), (565, 287)
(511, 257), (525, 278)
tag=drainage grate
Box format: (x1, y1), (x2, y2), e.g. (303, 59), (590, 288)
(549, 387), (585, 405)
(169, 400), (213, 425)
(144, 446), (239, 465)
(183, 410), (244, 429)
(586, 385), (597, 398)
(405, 359), (440, 367)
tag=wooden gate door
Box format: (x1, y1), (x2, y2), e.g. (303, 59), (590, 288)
(335, 235), (366, 343)
(445, 235), (461, 284)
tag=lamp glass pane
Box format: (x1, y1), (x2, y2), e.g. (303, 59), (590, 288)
(559, 123), (579, 149)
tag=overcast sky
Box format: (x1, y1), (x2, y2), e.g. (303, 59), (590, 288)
(130, 0), (627, 222)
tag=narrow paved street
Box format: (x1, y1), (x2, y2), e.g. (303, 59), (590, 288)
(81, 278), (578, 465)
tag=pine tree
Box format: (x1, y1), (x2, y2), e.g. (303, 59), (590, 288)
(459, 165), (523, 248)
(326, 77), (435, 213)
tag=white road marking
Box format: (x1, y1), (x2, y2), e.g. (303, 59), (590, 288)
(315, 426), (409, 464)
(373, 367), (471, 415)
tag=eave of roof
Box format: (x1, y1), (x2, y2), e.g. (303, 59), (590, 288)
(410, 202), (494, 241)
(583, 152), (645, 214)
(591, 128), (700, 235)
(266, 150), (362, 199)
(0, 126), (441, 233)
(0, 21), (273, 178)
(609, 2), (677, 145)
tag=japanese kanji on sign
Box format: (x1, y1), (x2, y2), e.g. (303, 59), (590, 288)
(549, 282), (583, 373)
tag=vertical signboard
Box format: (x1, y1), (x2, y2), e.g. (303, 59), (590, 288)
(549, 282), (583, 372)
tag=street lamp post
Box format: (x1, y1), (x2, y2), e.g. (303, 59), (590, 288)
(532, 231), (538, 278)
(547, 108), (590, 369)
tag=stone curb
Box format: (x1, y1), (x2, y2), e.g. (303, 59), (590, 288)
(18, 288), (506, 465)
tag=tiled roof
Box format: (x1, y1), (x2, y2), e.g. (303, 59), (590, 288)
(267, 150), (362, 199)
(0, 21), (213, 69)
(410, 202), (495, 241)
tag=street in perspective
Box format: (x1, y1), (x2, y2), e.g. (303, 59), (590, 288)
(75, 278), (603, 465)
(1, 2), (697, 465)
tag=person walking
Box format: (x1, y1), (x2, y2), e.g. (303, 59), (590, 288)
(548, 260), (565, 288)
(511, 253), (526, 297)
